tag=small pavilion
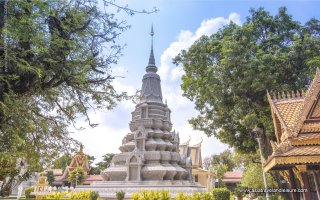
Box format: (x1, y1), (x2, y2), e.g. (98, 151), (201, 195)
(49, 145), (102, 186)
(265, 69), (320, 200)
(179, 138), (215, 190)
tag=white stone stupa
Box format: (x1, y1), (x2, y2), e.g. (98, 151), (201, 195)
(77, 26), (205, 198)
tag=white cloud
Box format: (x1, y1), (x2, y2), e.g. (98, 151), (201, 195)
(112, 76), (136, 111)
(158, 13), (241, 158)
(159, 13), (241, 82)
(112, 66), (128, 75)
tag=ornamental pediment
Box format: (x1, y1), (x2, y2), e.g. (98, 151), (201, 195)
(268, 69), (320, 142)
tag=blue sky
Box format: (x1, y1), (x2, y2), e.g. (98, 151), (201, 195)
(71, 0), (320, 163)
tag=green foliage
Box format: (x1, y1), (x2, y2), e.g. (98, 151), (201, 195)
(69, 191), (93, 200)
(89, 191), (99, 200)
(46, 170), (55, 186)
(211, 150), (236, 171)
(43, 192), (68, 200)
(174, 7), (320, 153)
(43, 190), (99, 200)
(191, 192), (201, 200)
(233, 151), (260, 169)
(116, 190), (125, 200)
(68, 167), (86, 185)
(87, 154), (100, 175)
(0, 157), (30, 196)
(96, 153), (115, 171)
(241, 163), (277, 189)
(131, 190), (172, 200)
(53, 154), (72, 171)
(201, 192), (213, 200)
(0, 0), (131, 194)
(175, 193), (189, 200)
(24, 187), (35, 198)
(211, 188), (230, 200)
(159, 190), (171, 200)
(234, 187), (245, 197)
(132, 192), (141, 200)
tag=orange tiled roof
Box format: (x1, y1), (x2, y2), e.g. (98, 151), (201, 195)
(273, 99), (304, 128)
(223, 171), (243, 179)
(281, 145), (320, 157)
(223, 171), (243, 183)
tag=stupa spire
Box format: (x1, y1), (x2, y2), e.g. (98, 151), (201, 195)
(146, 24), (157, 73)
(140, 25), (163, 103)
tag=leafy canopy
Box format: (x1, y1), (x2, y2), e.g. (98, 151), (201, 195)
(0, 0), (157, 195)
(174, 7), (320, 153)
(241, 163), (277, 190)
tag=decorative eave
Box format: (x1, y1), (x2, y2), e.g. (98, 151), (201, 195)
(264, 155), (320, 173)
(267, 91), (295, 141)
(290, 133), (320, 146)
(264, 145), (320, 172)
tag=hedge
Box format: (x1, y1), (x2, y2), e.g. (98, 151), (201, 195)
(212, 188), (230, 200)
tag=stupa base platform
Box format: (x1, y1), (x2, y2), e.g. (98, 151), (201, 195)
(75, 180), (206, 199)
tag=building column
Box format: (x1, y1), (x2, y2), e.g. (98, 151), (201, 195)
(288, 169), (299, 200)
(301, 172), (312, 200)
(293, 165), (311, 200)
(312, 171), (320, 200)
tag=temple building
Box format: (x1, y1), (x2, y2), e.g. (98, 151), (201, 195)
(222, 171), (243, 190)
(49, 145), (103, 186)
(179, 138), (215, 190)
(265, 70), (320, 200)
(76, 26), (205, 198)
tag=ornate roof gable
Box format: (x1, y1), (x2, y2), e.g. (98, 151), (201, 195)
(268, 69), (320, 141)
(292, 68), (320, 136)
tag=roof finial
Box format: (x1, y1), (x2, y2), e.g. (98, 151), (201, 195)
(146, 24), (157, 73)
(80, 144), (83, 153)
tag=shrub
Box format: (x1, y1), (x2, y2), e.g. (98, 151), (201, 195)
(68, 167), (86, 186)
(191, 192), (202, 200)
(160, 190), (171, 200)
(116, 190), (125, 200)
(175, 192), (189, 200)
(212, 188), (230, 200)
(132, 192), (141, 200)
(46, 171), (55, 186)
(90, 191), (99, 200)
(43, 191), (68, 199)
(131, 190), (171, 200)
(25, 187), (35, 198)
(69, 191), (93, 199)
(234, 187), (244, 197)
(201, 192), (213, 200)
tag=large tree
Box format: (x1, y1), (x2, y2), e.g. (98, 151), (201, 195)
(174, 7), (320, 153)
(0, 0), (156, 196)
